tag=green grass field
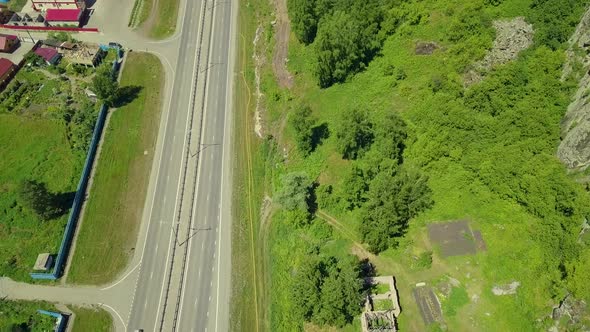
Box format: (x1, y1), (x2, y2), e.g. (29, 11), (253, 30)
(235, 0), (590, 331)
(0, 116), (81, 281)
(67, 52), (164, 285)
(229, 0), (272, 329)
(8, 0), (27, 11)
(0, 301), (112, 332)
(70, 306), (113, 332)
(0, 300), (57, 331)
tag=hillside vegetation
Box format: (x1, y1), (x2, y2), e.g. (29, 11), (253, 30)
(237, 0), (590, 330)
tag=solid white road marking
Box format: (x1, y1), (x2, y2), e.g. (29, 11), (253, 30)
(100, 262), (140, 291)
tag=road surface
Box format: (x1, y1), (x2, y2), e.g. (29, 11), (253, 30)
(127, 0), (235, 329)
(0, 0), (237, 330)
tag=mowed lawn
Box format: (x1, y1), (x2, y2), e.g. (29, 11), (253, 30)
(0, 115), (81, 281)
(67, 52), (164, 284)
(70, 306), (113, 332)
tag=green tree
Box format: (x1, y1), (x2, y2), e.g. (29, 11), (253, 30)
(92, 66), (118, 106)
(341, 165), (369, 210)
(293, 254), (363, 327)
(530, 0), (586, 50)
(374, 112), (407, 162)
(289, 105), (315, 155)
(288, 0), (318, 44)
(360, 168), (433, 253)
(275, 172), (314, 224)
(335, 108), (374, 159)
(292, 257), (324, 320)
(315, 11), (364, 87)
(17, 180), (63, 221)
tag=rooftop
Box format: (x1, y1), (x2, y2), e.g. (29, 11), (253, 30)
(45, 8), (81, 22)
(34, 47), (59, 63)
(0, 57), (15, 76)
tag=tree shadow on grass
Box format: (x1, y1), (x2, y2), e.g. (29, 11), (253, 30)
(52, 191), (76, 214)
(311, 122), (330, 151)
(113, 85), (142, 108)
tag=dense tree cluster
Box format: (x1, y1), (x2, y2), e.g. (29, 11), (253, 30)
(360, 167), (432, 252)
(529, 0), (587, 50)
(288, 0), (386, 87)
(292, 253), (364, 327)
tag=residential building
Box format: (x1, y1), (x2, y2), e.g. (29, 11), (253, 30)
(45, 8), (82, 26)
(0, 57), (17, 90)
(0, 34), (19, 53)
(34, 47), (61, 65)
(31, 0), (84, 11)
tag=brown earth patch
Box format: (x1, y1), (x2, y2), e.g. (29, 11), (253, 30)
(272, 0), (294, 89)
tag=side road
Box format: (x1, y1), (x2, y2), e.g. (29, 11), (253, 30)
(0, 277), (128, 331)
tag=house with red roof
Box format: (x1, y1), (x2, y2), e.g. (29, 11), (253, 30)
(0, 58), (17, 90)
(34, 47), (61, 65)
(0, 34), (19, 53)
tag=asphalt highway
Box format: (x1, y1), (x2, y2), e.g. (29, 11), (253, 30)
(127, 0), (236, 329)
(0, 0), (236, 330)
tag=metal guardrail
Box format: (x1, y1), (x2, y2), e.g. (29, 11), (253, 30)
(31, 48), (123, 280)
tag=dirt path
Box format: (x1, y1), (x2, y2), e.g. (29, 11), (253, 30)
(272, 0), (294, 89)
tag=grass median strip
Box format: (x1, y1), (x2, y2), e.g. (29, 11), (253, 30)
(150, 0), (180, 39)
(67, 52), (164, 285)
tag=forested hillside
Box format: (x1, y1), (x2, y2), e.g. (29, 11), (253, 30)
(234, 0), (590, 330)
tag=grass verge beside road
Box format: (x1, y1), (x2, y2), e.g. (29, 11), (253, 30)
(70, 306), (113, 332)
(129, 0), (180, 39)
(149, 0), (180, 39)
(229, 0), (271, 329)
(67, 52), (164, 285)
(0, 301), (112, 332)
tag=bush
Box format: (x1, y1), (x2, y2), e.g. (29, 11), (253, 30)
(289, 104), (315, 155)
(335, 108), (374, 160)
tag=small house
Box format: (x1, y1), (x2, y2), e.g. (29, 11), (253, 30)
(34, 47), (61, 65)
(0, 57), (17, 90)
(0, 34), (19, 53)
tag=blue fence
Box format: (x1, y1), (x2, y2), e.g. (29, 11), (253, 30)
(37, 310), (68, 332)
(31, 49), (123, 280)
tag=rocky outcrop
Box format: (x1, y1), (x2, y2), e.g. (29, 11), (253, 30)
(491, 281), (520, 296)
(465, 17), (534, 86)
(558, 8), (590, 170)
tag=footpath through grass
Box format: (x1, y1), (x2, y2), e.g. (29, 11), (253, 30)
(229, 0), (275, 329)
(67, 52), (164, 285)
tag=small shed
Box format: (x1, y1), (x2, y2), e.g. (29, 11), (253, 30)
(35, 47), (61, 65)
(33, 253), (54, 271)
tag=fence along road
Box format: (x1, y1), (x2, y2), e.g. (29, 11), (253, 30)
(127, 0), (235, 329)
